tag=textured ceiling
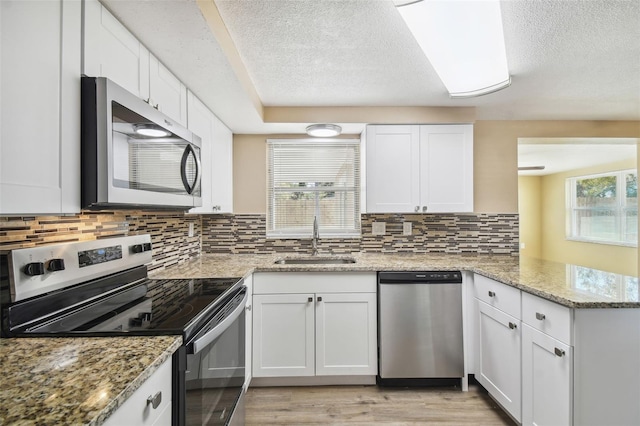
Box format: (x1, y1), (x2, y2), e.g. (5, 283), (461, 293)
(518, 140), (638, 176)
(101, 0), (640, 134)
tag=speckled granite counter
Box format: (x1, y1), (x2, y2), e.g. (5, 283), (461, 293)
(0, 335), (182, 426)
(149, 253), (639, 309)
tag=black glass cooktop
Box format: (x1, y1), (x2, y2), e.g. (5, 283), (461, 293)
(87, 277), (241, 337)
(3, 267), (242, 340)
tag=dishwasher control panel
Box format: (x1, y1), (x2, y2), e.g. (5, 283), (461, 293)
(378, 271), (462, 283)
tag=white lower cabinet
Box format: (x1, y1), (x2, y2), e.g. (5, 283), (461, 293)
(252, 272), (377, 380)
(476, 300), (521, 422)
(522, 324), (572, 426)
(102, 356), (173, 426)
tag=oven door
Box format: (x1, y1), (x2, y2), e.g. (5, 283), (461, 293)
(184, 287), (247, 426)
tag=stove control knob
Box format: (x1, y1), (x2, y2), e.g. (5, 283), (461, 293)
(47, 258), (65, 272)
(24, 262), (45, 276)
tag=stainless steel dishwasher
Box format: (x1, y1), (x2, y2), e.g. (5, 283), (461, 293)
(378, 271), (464, 385)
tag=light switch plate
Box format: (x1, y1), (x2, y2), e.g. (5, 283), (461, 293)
(403, 222), (412, 236)
(372, 222), (386, 235)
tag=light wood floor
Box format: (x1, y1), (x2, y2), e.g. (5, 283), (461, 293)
(245, 384), (515, 425)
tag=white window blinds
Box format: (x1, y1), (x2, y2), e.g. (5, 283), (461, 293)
(267, 139), (361, 238)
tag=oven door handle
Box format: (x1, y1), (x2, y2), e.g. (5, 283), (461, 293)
(189, 289), (248, 355)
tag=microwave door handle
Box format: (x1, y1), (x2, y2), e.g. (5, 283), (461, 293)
(189, 290), (248, 355)
(192, 145), (202, 195)
(180, 144), (200, 194)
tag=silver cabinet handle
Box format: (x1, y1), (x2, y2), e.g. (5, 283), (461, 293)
(414, 206), (420, 212)
(317, 296), (323, 302)
(308, 297), (313, 302)
(246, 304), (252, 311)
(554, 348), (565, 357)
(508, 322), (517, 330)
(147, 391), (162, 409)
(536, 312), (546, 320)
(488, 291), (495, 297)
(422, 206), (428, 212)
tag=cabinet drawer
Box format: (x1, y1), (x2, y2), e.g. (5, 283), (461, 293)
(522, 292), (572, 344)
(102, 356), (173, 426)
(474, 274), (521, 318)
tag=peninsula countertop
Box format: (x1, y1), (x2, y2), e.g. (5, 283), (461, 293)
(0, 335), (182, 426)
(149, 252), (639, 309)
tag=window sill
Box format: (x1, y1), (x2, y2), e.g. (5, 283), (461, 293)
(566, 237), (638, 248)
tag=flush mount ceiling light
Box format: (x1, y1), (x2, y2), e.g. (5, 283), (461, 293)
(133, 123), (172, 137)
(396, 0), (511, 98)
(306, 123), (342, 137)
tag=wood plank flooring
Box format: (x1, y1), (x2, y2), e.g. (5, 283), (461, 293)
(245, 384), (515, 425)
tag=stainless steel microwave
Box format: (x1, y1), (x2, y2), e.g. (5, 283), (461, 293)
(81, 76), (202, 209)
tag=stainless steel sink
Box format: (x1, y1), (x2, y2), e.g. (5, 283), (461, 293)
(274, 257), (356, 265)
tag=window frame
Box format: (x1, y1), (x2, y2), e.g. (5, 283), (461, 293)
(566, 169), (637, 247)
(266, 138), (361, 239)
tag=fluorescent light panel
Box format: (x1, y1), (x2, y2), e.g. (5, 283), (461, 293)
(397, 0), (511, 98)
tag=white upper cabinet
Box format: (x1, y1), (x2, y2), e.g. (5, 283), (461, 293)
(83, 0), (187, 125)
(83, 0), (149, 100)
(1, 0), (81, 215)
(366, 124), (473, 213)
(210, 113), (233, 213)
(149, 55), (187, 126)
(187, 92), (233, 214)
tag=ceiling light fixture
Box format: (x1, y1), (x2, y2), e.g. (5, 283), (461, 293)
(396, 0), (511, 98)
(133, 123), (172, 137)
(306, 123), (342, 137)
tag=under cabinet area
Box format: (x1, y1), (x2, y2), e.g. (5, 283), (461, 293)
(473, 274), (640, 426)
(251, 272), (377, 383)
(365, 124), (473, 213)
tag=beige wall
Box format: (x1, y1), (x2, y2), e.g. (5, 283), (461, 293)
(473, 120), (640, 213)
(539, 158), (637, 276)
(518, 176), (543, 258)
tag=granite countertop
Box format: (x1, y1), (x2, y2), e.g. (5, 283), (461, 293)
(0, 335), (182, 426)
(150, 252), (639, 309)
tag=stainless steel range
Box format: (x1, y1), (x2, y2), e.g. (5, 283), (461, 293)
(0, 235), (246, 426)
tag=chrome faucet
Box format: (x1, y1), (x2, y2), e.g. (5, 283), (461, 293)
(311, 216), (319, 256)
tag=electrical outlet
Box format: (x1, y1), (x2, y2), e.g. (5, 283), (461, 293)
(403, 222), (412, 236)
(188, 222), (195, 238)
(372, 222), (386, 235)
(520, 242), (526, 249)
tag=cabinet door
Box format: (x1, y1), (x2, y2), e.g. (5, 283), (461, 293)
(315, 292), (377, 376)
(149, 55), (187, 126)
(187, 91), (215, 213)
(1, 0), (81, 215)
(419, 124), (473, 212)
(476, 300), (522, 422)
(252, 294), (315, 377)
(522, 324), (572, 426)
(365, 125), (420, 213)
(244, 275), (253, 387)
(210, 114), (234, 213)
(83, 0), (149, 99)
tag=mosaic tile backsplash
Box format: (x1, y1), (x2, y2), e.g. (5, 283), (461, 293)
(0, 211), (200, 273)
(1, 212), (519, 272)
(201, 213), (519, 256)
